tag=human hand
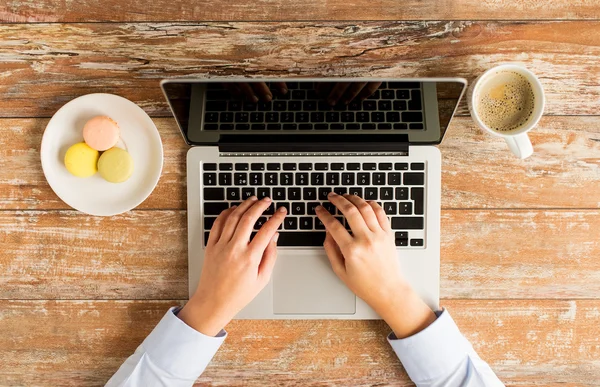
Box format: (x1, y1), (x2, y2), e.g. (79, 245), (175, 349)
(223, 82), (288, 102)
(316, 193), (436, 338)
(316, 82), (383, 106)
(178, 197), (287, 336)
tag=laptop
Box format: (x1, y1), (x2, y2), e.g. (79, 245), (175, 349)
(161, 78), (467, 319)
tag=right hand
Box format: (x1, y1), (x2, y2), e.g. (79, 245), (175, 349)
(316, 192), (436, 338)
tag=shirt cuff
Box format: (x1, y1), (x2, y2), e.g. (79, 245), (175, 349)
(141, 307), (227, 379)
(387, 309), (472, 383)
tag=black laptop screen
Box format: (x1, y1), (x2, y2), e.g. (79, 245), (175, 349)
(162, 79), (466, 148)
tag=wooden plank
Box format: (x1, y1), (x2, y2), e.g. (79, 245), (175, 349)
(2, 116), (598, 211)
(1, 21), (600, 117)
(1, 210), (599, 300)
(0, 299), (598, 386)
(2, 0), (600, 22)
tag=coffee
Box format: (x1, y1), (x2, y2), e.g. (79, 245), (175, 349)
(475, 71), (535, 132)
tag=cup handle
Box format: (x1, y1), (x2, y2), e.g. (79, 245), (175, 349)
(504, 133), (533, 159)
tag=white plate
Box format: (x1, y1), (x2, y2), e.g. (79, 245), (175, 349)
(41, 94), (163, 216)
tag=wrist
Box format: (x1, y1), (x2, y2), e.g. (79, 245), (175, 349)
(178, 297), (230, 337)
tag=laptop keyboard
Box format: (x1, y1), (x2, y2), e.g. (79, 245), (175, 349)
(202, 161), (426, 248)
(202, 82), (425, 131)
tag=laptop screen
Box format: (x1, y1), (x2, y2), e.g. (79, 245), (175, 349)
(161, 79), (466, 147)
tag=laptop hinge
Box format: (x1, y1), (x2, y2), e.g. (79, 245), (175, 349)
(217, 134), (409, 154)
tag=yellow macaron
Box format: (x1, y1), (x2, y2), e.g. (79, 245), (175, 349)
(98, 147), (134, 183)
(64, 142), (99, 178)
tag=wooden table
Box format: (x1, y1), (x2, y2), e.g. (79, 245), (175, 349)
(1, 1), (599, 385)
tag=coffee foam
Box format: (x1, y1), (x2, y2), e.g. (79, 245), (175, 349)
(476, 71), (535, 132)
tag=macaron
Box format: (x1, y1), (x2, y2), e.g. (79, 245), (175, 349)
(64, 142), (99, 178)
(98, 147), (134, 183)
(83, 116), (120, 151)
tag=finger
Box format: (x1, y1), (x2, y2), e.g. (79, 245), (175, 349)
(340, 82), (367, 104)
(220, 196), (259, 242)
(250, 82), (273, 101)
(206, 207), (235, 247)
(323, 232), (346, 279)
(250, 205), (287, 252)
(326, 192), (370, 234)
(315, 204), (352, 246)
(327, 82), (351, 105)
(357, 82), (383, 100)
(258, 233), (280, 282)
(223, 83), (243, 98)
(368, 201), (391, 231)
(271, 81), (288, 96)
(237, 83), (259, 103)
(343, 194), (381, 232)
(232, 197), (273, 243)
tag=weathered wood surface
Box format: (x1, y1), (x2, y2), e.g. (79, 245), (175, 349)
(1, 209), (598, 300)
(1, 116), (598, 211)
(0, 300), (598, 386)
(2, 0), (600, 23)
(2, 22), (600, 117)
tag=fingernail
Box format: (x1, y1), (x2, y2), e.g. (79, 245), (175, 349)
(252, 95), (259, 103)
(264, 94), (272, 102)
(315, 205), (323, 211)
(280, 87), (288, 94)
(278, 206), (287, 213)
(231, 205), (238, 209)
(263, 197), (271, 202)
(328, 191), (337, 197)
(273, 232), (280, 243)
(250, 196), (258, 201)
(328, 98), (336, 106)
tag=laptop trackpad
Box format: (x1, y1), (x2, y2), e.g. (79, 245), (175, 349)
(273, 252), (356, 315)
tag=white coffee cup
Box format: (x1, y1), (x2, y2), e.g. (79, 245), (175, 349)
(467, 64), (545, 159)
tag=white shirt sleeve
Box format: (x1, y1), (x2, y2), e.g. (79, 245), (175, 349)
(388, 309), (504, 387)
(105, 307), (226, 387)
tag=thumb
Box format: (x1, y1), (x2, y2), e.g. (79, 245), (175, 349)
(323, 232), (346, 279)
(258, 232), (279, 282)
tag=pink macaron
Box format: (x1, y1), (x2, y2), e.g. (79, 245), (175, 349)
(83, 116), (120, 151)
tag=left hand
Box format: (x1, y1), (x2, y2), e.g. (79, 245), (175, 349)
(178, 197), (287, 336)
(316, 82), (383, 105)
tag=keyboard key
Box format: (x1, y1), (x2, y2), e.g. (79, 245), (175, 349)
(299, 123), (313, 130)
(251, 163), (265, 171)
(372, 112), (385, 122)
(380, 187), (393, 200)
(204, 188), (224, 200)
(299, 217), (313, 230)
(204, 202), (229, 215)
(280, 112), (294, 123)
(315, 163), (328, 170)
(273, 188), (286, 200)
(395, 231), (408, 239)
(384, 202), (396, 214)
(204, 232), (210, 245)
(284, 217), (298, 230)
(296, 173), (309, 185)
(410, 123), (424, 130)
(281, 173), (294, 185)
(257, 187), (270, 199)
(220, 112), (234, 123)
(234, 173), (248, 185)
(326, 112), (340, 122)
(378, 123), (392, 130)
(393, 100), (407, 111)
(274, 100), (287, 111)
(204, 217), (217, 230)
(235, 163), (249, 171)
(277, 202), (290, 213)
(267, 163), (281, 171)
(388, 173), (401, 185)
(311, 172), (324, 185)
(236, 123), (250, 130)
(395, 238), (409, 247)
(346, 123), (360, 129)
(304, 101), (317, 111)
(334, 187), (347, 195)
(249, 173), (262, 185)
(205, 112), (219, 123)
(204, 163), (217, 171)
(379, 163), (392, 170)
(307, 202), (320, 215)
(394, 123), (408, 130)
(203, 173), (217, 186)
(399, 202), (413, 214)
(412, 187), (424, 215)
(229, 101), (242, 111)
(204, 124), (218, 130)
(292, 202), (305, 215)
(299, 163), (312, 171)
(254, 217), (268, 230)
(349, 187), (362, 197)
(396, 187), (409, 200)
(277, 232), (326, 246)
(331, 163), (344, 170)
(391, 217), (424, 230)
(227, 188), (240, 200)
(206, 101), (226, 111)
(289, 100), (302, 111)
(395, 89), (410, 99)
(296, 112), (309, 122)
(283, 163), (296, 171)
(363, 100), (377, 110)
(235, 112), (249, 122)
(347, 163), (360, 170)
(402, 112), (423, 123)
(315, 218), (326, 230)
(410, 239), (424, 247)
(357, 173), (370, 185)
(408, 90), (422, 110)
(264, 203), (275, 215)
(411, 163), (425, 171)
(394, 163), (409, 170)
(288, 188), (301, 200)
(303, 188), (317, 200)
(244, 102), (257, 111)
(381, 90), (395, 99)
(404, 172), (424, 185)
(323, 202), (336, 215)
(341, 112), (355, 122)
(342, 173), (355, 185)
(363, 163), (376, 170)
(266, 112), (279, 122)
(318, 188), (332, 200)
(258, 101), (272, 111)
(250, 112), (264, 122)
(373, 172), (386, 185)
(331, 123), (344, 130)
(267, 123), (282, 130)
(265, 173), (278, 186)
(220, 123), (234, 130)
(326, 172), (340, 185)
(356, 112), (370, 122)
(283, 123), (298, 130)
(218, 173), (232, 186)
(365, 187), (378, 200)
(241, 187), (255, 199)
(219, 163), (233, 170)
(251, 123), (266, 130)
